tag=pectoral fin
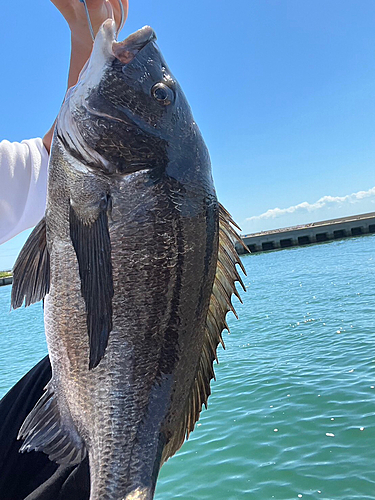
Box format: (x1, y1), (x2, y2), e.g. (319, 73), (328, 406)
(11, 217), (50, 309)
(69, 200), (114, 369)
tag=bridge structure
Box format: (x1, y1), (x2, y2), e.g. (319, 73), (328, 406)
(237, 212), (375, 254)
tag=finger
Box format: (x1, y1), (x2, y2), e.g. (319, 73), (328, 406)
(84, 0), (107, 9)
(104, 0), (113, 20)
(108, 0), (128, 32)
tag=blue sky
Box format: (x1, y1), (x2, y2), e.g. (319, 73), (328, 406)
(1, 0), (375, 267)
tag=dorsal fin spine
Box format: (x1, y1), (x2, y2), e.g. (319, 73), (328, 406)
(161, 205), (246, 465)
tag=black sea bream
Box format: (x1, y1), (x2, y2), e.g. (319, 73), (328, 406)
(12, 20), (246, 500)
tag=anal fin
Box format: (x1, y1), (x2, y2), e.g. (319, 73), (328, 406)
(18, 384), (86, 466)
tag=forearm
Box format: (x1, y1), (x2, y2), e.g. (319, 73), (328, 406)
(68, 33), (93, 89)
(43, 122), (55, 153)
(42, 30), (92, 152)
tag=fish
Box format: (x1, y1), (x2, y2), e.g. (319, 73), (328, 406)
(11, 19), (246, 500)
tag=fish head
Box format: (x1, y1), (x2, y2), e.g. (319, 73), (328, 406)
(57, 20), (209, 182)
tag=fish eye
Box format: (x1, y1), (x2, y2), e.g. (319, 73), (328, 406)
(151, 83), (174, 105)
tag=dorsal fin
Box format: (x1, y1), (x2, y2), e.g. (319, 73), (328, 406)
(161, 204), (247, 463)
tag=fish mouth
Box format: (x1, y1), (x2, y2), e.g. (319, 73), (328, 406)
(112, 25), (157, 64)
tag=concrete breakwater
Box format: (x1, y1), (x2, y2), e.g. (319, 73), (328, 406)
(0, 276), (12, 287)
(237, 212), (375, 254)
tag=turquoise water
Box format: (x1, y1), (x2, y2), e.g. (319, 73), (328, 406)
(1, 236), (375, 499)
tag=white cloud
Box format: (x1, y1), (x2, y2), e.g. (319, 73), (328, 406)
(246, 187), (375, 222)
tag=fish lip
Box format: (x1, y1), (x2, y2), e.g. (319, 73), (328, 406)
(112, 25), (157, 64)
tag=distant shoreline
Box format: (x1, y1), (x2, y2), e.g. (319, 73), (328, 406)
(0, 271), (12, 287)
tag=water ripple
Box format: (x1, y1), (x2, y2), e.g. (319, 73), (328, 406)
(1, 237), (375, 498)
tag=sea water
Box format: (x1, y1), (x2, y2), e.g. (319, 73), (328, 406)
(1, 236), (375, 499)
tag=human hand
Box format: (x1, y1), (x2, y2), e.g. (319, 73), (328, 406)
(52, 0), (128, 89)
(50, 0), (128, 45)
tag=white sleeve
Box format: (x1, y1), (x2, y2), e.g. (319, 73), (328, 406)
(0, 138), (49, 245)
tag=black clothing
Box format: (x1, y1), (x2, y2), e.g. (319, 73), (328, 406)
(0, 356), (90, 500)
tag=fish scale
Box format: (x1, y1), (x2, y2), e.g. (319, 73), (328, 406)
(11, 19), (246, 499)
